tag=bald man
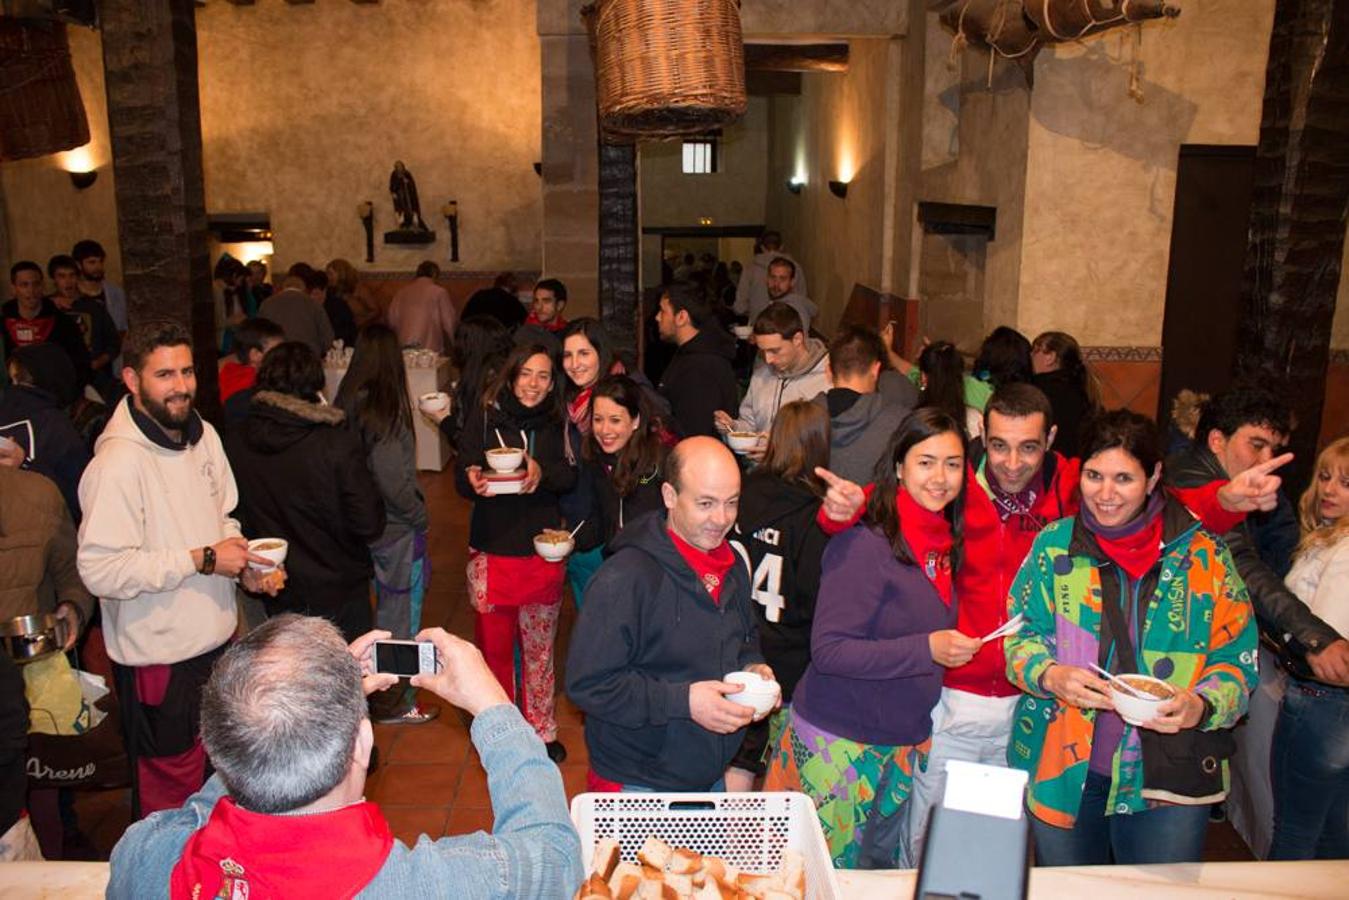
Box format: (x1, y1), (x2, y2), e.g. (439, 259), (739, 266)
(566, 437), (776, 792)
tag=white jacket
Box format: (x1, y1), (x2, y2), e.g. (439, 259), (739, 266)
(1285, 537), (1349, 641)
(77, 397), (241, 666)
(734, 250), (808, 322)
(733, 339), (831, 435)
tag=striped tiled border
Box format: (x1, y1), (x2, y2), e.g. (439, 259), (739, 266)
(1082, 346), (1163, 362)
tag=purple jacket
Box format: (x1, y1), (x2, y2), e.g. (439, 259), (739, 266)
(791, 525), (956, 746)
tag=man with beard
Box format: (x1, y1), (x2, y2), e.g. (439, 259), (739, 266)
(567, 437), (777, 791)
(77, 320), (274, 818)
(71, 239), (128, 339)
(47, 254), (120, 399)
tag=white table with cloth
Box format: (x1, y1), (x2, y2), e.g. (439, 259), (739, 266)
(6, 860), (1348, 898)
(323, 358), (451, 471)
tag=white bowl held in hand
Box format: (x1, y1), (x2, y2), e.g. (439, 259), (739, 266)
(732, 325), (753, 340)
(533, 532), (575, 562)
(1109, 674), (1176, 726)
(247, 538), (288, 570)
(485, 447), (524, 472)
(724, 670), (781, 720)
(418, 391), (451, 415)
(726, 432), (763, 454)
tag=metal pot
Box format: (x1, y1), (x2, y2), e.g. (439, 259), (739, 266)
(1, 613), (69, 664)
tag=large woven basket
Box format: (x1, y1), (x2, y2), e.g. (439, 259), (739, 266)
(584, 0), (747, 140)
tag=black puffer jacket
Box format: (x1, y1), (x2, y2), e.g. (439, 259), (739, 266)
(1166, 442), (1340, 660)
(657, 327), (738, 439)
(224, 391), (386, 592)
(454, 390), (576, 557)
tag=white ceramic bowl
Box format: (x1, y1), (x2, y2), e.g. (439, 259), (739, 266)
(732, 325), (753, 340)
(483, 471), (526, 495)
(533, 535), (575, 562)
(247, 538), (288, 570)
(485, 447), (524, 472)
(418, 391), (451, 415)
(1109, 674), (1176, 726)
(724, 670), (781, 720)
(726, 432), (763, 454)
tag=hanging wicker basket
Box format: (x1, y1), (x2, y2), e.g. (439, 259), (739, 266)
(583, 0), (747, 141)
(0, 20), (90, 162)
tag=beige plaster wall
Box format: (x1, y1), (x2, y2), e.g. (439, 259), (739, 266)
(639, 97), (769, 228)
(767, 38), (896, 333)
(0, 25), (123, 285)
(196, 1), (542, 274)
(1016, 1), (1276, 346)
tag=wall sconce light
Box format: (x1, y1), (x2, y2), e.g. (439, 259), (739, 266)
(69, 170), (97, 190)
(698, 216), (714, 226)
(357, 201), (374, 263)
(828, 180), (849, 199)
(62, 145), (97, 190)
(787, 176), (805, 195)
(442, 201), (460, 263)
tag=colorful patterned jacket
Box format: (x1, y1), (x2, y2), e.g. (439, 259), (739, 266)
(1004, 497), (1258, 827)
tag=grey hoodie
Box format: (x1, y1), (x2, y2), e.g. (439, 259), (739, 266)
(813, 370), (920, 484)
(732, 337), (830, 435)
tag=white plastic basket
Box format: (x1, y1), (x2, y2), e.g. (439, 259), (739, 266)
(570, 791), (842, 900)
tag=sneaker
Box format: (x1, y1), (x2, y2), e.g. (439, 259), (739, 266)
(545, 740), (567, 764)
(373, 704), (441, 726)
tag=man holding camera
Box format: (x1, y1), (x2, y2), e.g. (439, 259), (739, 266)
(108, 617), (582, 899)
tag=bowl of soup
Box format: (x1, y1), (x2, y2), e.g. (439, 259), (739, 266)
(726, 431), (763, 454)
(724, 670), (781, 720)
(485, 447), (524, 473)
(1109, 674), (1176, 726)
(533, 528), (575, 562)
(732, 325), (753, 341)
(418, 391), (451, 415)
(247, 538), (289, 570)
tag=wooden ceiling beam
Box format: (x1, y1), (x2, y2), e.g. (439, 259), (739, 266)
(744, 42), (848, 74)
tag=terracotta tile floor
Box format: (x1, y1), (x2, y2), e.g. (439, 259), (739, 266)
(68, 466), (1254, 861)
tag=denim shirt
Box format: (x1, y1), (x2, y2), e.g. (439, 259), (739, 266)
(106, 704), (584, 899)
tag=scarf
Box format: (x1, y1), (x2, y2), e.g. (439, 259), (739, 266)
(170, 795), (394, 900)
(897, 488), (954, 605)
(525, 311), (568, 333)
(1081, 490), (1166, 581)
(980, 458), (1043, 524)
(567, 385), (593, 434)
(668, 528), (736, 603)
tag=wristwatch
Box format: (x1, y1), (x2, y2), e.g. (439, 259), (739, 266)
(200, 545), (216, 576)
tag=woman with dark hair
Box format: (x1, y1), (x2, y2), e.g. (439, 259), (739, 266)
(918, 341), (984, 440)
(973, 325), (1033, 391)
(582, 374), (667, 551)
(1031, 330), (1098, 459)
(335, 324), (434, 723)
(432, 314), (514, 450)
(1004, 409), (1257, 867)
(224, 341), (386, 640)
(726, 401), (834, 791)
(455, 342), (576, 762)
(765, 408), (978, 868)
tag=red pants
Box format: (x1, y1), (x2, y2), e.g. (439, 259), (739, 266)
(468, 550), (563, 742)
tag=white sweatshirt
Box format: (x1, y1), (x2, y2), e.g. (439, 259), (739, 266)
(77, 398), (241, 666)
(1285, 537), (1349, 641)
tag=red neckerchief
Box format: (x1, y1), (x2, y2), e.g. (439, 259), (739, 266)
(1085, 493), (1165, 581)
(568, 385), (593, 433)
(169, 794), (394, 900)
(668, 528), (735, 603)
(525, 312), (568, 333)
(897, 488), (954, 606)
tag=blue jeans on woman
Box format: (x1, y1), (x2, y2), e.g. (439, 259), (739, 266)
(1030, 771), (1210, 866)
(1269, 678), (1349, 860)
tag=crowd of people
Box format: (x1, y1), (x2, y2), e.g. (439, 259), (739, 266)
(3, 230), (1348, 897)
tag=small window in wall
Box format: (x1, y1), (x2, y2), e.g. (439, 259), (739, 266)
(682, 138), (718, 174)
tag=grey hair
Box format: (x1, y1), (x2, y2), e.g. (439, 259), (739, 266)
(201, 614), (366, 813)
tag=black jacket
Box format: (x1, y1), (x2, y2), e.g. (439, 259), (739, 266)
(454, 390), (576, 557)
(1166, 442), (1340, 659)
(565, 511), (763, 790)
(658, 327), (738, 439)
(224, 391), (386, 595)
(591, 454), (666, 547)
(0, 383), (90, 523)
(1033, 369), (1093, 459)
(732, 472), (829, 702)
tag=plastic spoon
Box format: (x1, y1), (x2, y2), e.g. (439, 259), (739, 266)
(1088, 662), (1149, 699)
(493, 428), (507, 449)
(567, 519), (586, 540)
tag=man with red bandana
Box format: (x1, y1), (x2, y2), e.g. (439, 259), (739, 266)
(567, 436), (778, 791)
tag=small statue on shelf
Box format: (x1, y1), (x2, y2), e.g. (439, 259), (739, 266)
(384, 160), (435, 245)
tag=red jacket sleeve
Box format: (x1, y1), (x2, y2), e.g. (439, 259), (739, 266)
(1167, 481), (1246, 535)
(815, 482), (877, 535)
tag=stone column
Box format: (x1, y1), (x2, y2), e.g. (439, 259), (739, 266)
(597, 142), (638, 350)
(98, 0), (217, 411)
(1238, 0), (1349, 483)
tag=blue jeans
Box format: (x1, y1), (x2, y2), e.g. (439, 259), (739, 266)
(1031, 771), (1209, 866)
(1269, 678), (1349, 860)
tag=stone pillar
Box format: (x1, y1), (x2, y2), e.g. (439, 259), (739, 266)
(1238, 0), (1349, 483)
(99, 0), (217, 412)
